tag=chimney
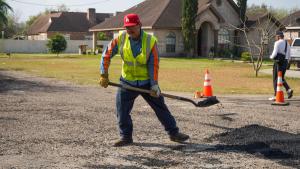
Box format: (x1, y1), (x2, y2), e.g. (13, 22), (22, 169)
(87, 8), (96, 25)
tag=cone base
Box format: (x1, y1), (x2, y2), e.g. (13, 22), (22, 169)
(271, 102), (289, 106)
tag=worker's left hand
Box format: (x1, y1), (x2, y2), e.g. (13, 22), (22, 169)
(99, 73), (109, 88)
(150, 85), (160, 98)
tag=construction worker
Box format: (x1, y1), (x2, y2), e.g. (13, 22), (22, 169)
(269, 31), (293, 101)
(99, 13), (189, 147)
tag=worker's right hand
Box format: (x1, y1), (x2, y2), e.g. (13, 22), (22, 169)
(99, 73), (109, 88)
(150, 85), (161, 98)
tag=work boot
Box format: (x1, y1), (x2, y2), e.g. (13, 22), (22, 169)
(287, 89), (293, 99)
(170, 132), (190, 143)
(113, 138), (133, 147)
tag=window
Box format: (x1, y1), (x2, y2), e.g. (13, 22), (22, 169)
(296, 18), (300, 25)
(218, 28), (230, 47)
(217, 29), (230, 57)
(293, 39), (300, 46)
(216, 0), (222, 6)
(63, 34), (70, 40)
(85, 35), (93, 40)
(166, 32), (176, 53)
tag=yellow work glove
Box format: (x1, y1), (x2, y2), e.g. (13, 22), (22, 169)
(150, 85), (161, 98)
(99, 73), (109, 88)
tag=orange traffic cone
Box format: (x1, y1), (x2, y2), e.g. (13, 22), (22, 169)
(272, 71), (289, 106)
(203, 69), (213, 97)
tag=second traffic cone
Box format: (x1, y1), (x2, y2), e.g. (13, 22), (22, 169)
(272, 71), (289, 106)
(194, 90), (203, 98)
(203, 69), (213, 97)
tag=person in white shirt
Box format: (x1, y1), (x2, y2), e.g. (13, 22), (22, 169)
(269, 31), (293, 101)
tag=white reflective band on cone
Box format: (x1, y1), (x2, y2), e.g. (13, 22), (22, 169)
(204, 81), (211, 86)
(277, 86), (283, 91)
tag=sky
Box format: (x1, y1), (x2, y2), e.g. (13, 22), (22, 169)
(7, 0), (300, 23)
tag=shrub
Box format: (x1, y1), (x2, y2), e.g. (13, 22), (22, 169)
(97, 32), (109, 40)
(241, 52), (251, 61)
(216, 48), (233, 58)
(47, 34), (67, 56)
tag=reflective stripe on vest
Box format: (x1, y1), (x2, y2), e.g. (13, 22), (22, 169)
(118, 31), (156, 81)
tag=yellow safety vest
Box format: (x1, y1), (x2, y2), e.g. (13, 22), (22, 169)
(118, 31), (157, 81)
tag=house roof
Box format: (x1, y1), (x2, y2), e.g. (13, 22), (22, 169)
(246, 12), (285, 30)
(281, 11), (300, 27)
(90, 0), (179, 31)
(90, 0), (238, 32)
(197, 2), (225, 23)
(27, 11), (112, 35)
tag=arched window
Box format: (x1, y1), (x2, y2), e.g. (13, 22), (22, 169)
(166, 32), (176, 53)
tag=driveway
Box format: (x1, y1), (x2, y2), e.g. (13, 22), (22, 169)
(0, 70), (299, 169)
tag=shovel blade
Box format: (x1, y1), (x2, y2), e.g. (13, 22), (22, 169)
(196, 96), (220, 107)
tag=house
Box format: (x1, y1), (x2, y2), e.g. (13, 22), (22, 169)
(242, 12), (285, 56)
(89, 0), (284, 57)
(281, 11), (300, 40)
(90, 0), (241, 57)
(27, 8), (113, 40)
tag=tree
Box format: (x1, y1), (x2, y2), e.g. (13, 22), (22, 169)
(97, 32), (109, 40)
(237, 0), (247, 23)
(226, 13), (283, 77)
(246, 4), (293, 20)
(181, 0), (198, 56)
(56, 4), (70, 12)
(246, 4), (267, 16)
(0, 0), (12, 26)
(4, 11), (26, 38)
(47, 34), (67, 56)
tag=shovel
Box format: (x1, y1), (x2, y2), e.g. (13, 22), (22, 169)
(108, 82), (219, 107)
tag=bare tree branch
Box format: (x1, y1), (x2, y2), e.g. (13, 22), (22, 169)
(224, 13), (281, 77)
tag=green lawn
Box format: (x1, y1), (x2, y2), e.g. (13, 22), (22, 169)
(0, 53), (299, 95)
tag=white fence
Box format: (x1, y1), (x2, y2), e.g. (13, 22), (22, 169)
(0, 39), (110, 53)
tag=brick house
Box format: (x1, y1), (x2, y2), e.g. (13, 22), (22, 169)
(281, 11), (300, 41)
(89, 0), (285, 57)
(27, 8), (112, 40)
(242, 12), (285, 56)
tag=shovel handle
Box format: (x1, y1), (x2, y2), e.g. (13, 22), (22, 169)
(108, 82), (198, 106)
(108, 82), (152, 94)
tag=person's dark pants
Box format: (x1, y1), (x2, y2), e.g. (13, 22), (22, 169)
(273, 60), (290, 96)
(116, 81), (179, 140)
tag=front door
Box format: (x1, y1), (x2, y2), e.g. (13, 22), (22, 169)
(197, 22), (214, 57)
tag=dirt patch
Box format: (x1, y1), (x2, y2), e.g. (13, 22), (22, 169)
(0, 70), (299, 168)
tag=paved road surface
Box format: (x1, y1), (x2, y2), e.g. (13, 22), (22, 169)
(0, 71), (299, 169)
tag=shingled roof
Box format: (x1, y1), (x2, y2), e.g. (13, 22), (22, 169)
(246, 12), (285, 30)
(281, 11), (300, 26)
(27, 10), (112, 35)
(90, 0), (237, 32)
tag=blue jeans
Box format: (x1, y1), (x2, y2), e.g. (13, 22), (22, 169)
(116, 80), (179, 139)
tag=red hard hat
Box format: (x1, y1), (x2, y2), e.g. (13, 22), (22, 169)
(123, 13), (140, 27)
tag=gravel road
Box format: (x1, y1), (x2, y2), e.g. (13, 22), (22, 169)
(0, 70), (299, 169)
